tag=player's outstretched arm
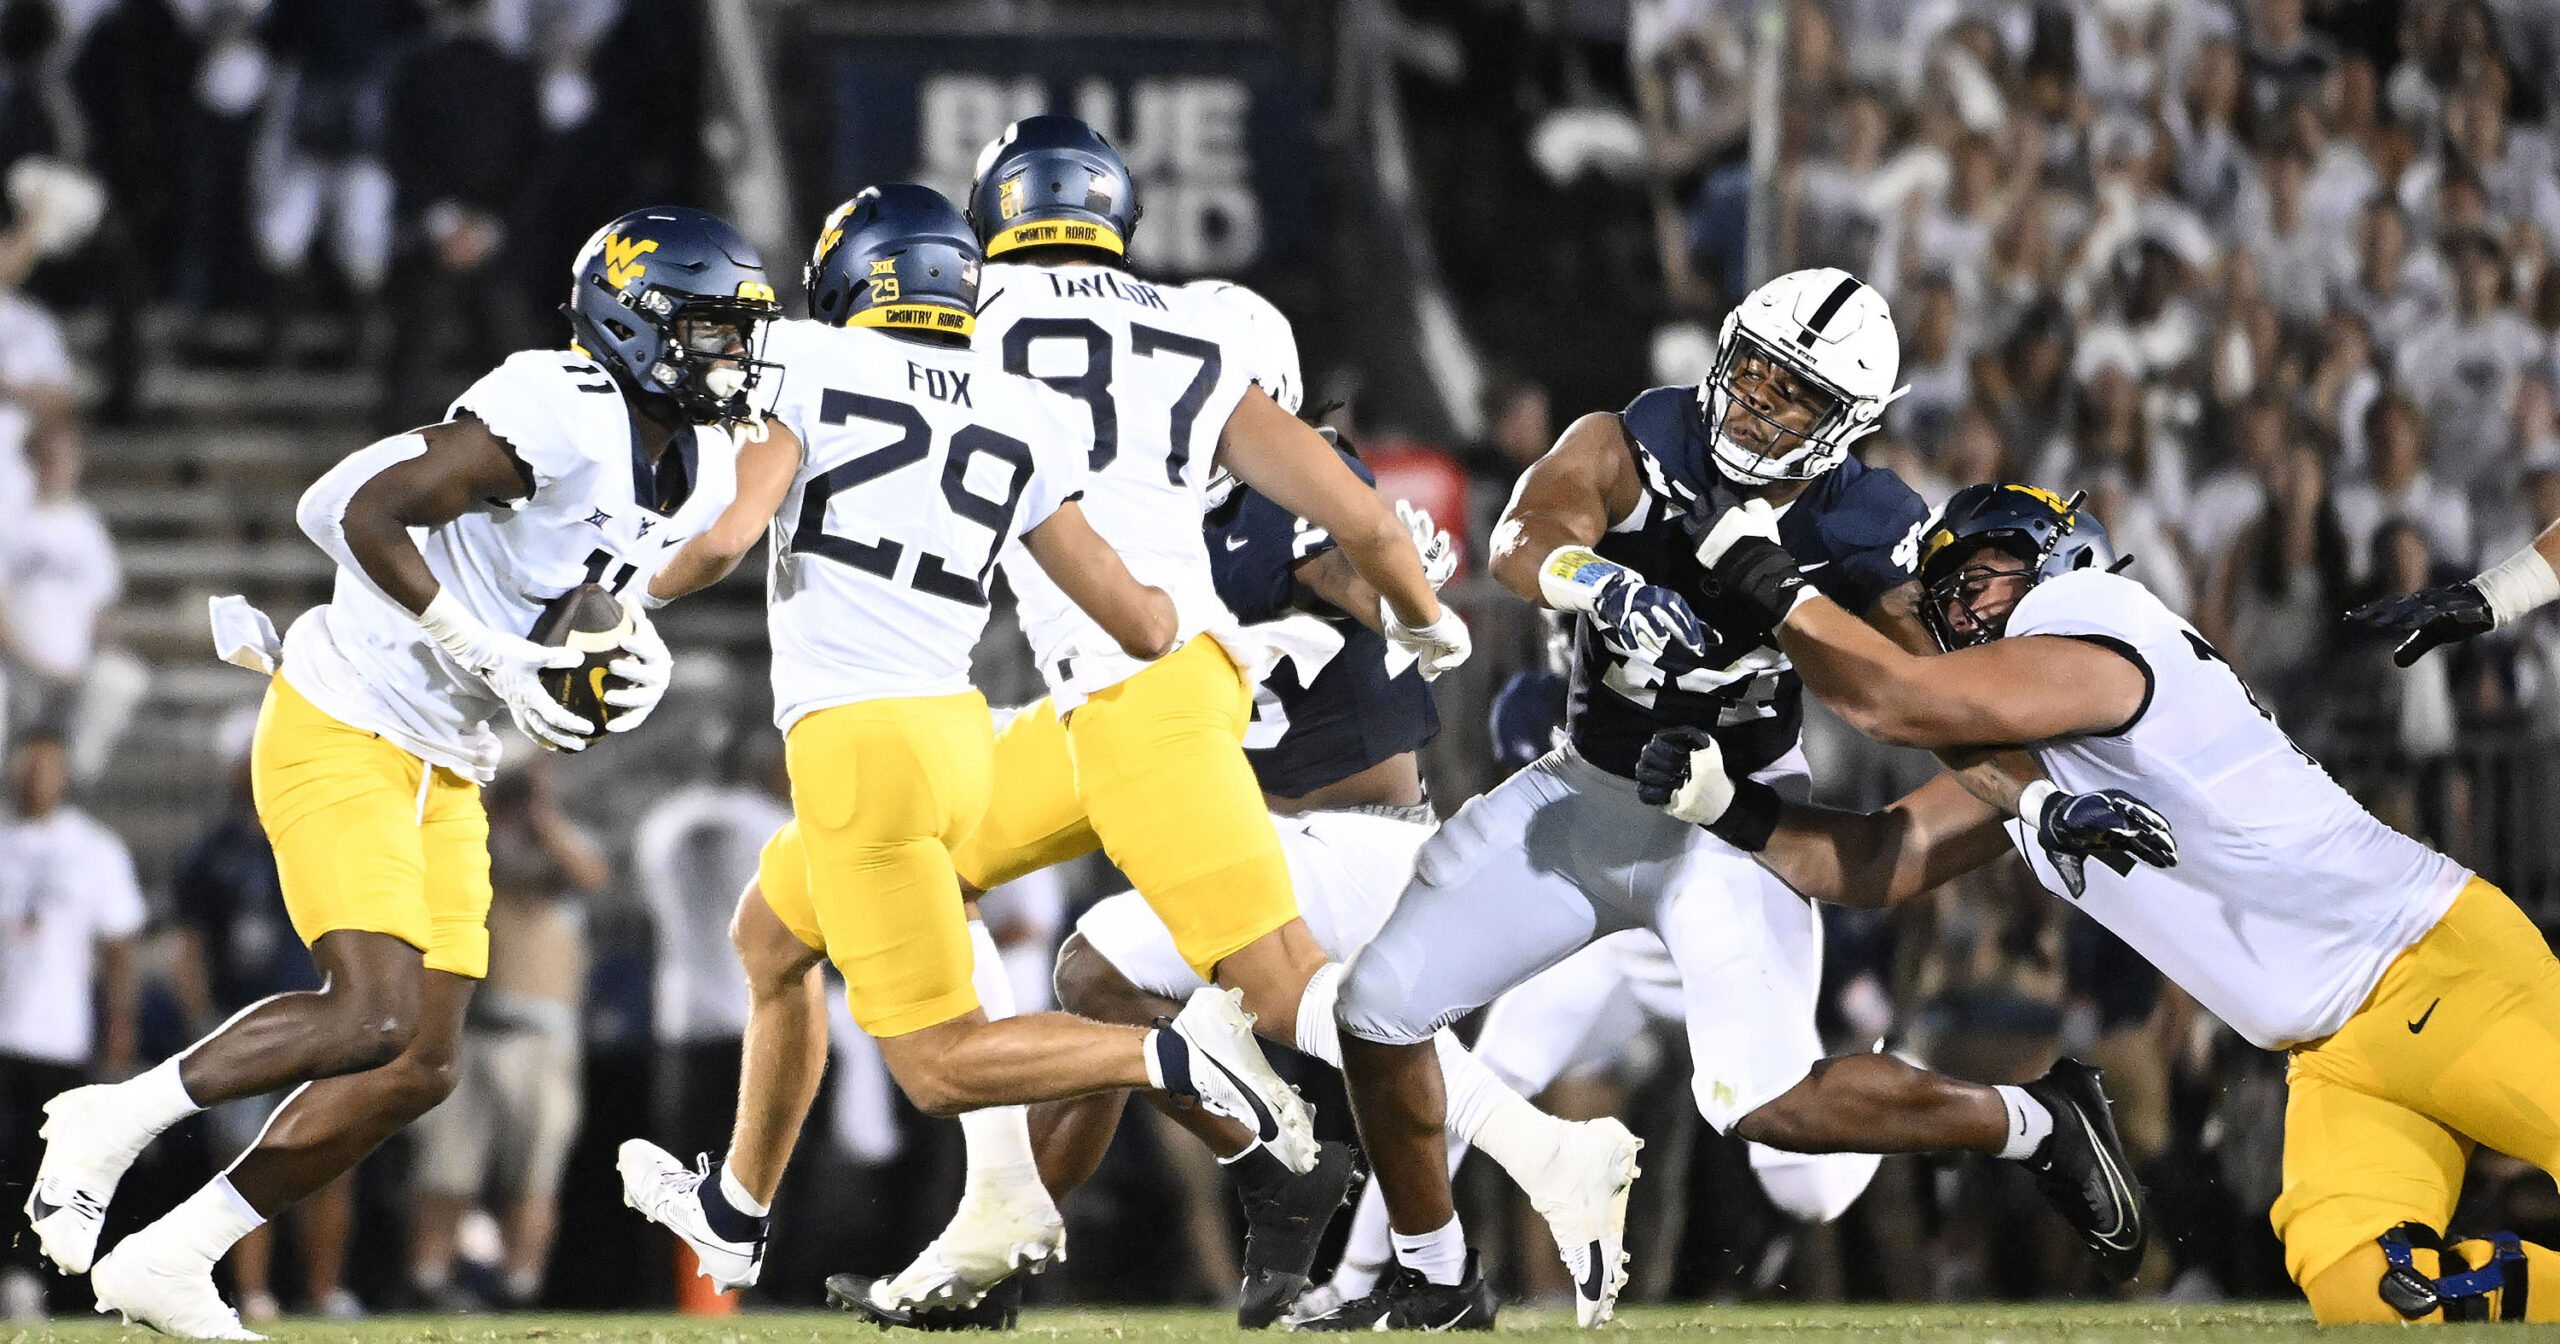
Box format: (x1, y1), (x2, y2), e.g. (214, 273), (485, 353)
(1216, 388), (1469, 674)
(1022, 499), (1178, 660)
(651, 418), (803, 604)
(1777, 597), (2146, 749)
(2350, 518), (2560, 665)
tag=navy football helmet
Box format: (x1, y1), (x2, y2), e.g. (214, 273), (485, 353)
(966, 115), (1141, 261)
(805, 184), (981, 339)
(1918, 483), (2114, 650)
(564, 206), (781, 427)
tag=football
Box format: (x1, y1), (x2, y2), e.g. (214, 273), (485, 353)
(528, 582), (635, 742)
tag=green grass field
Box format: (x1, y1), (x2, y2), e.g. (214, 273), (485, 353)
(4, 1302), (2534, 1342)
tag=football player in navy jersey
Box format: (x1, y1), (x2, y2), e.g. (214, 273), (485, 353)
(1318, 269), (2149, 1329)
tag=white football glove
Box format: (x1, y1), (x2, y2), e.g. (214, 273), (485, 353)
(1384, 600), (1472, 680)
(603, 599), (673, 734)
(1396, 499), (1458, 591)
(416, 590), (592, 751)
(1692, 496), (1782, 569)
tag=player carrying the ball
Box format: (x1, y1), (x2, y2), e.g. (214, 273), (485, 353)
(22, 207), (789, 1339)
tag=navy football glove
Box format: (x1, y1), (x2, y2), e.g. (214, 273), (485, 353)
(2349, 583), (2494, 667)
(2034, 785), (2178, 900)
(1635, 726), (1781, 850)
(1592, 570), (1707, 660)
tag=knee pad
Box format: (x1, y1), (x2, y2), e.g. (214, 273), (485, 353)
(1333, 944), (1441, 1047)
(2377, 1223), (2531, 1322)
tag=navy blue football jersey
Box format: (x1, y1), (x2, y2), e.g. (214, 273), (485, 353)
(1206, 446), (1440, 797)
(1567, 384), (1929, 778)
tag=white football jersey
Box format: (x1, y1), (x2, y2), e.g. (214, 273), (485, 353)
(1999, 569), (2469, 1049)
(976, 262), (1258, 709)
(282, 350), (739, 778)
(759, 319), (1088, 730)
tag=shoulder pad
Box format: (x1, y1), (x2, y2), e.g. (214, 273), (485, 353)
(451, 350), (625, 496)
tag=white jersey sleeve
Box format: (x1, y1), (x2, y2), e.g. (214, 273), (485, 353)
(2000, 569), (2469, 1048)
(760, 320), (1088, 729)
(281, 350), (739, 778)
(977, 263), (1257, 709)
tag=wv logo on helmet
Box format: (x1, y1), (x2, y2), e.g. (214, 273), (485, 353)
(604, 234), (660, 289)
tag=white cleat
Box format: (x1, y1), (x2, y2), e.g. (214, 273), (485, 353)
(90, 1232), (264, 1340)
(26, 1084), (157, 1274)
(1168, 987), (1320, 1175)
(616, 1140), (765, 1293)
(875, 1181), (1067, 1311)
(1527, 1116), (1643, 1327)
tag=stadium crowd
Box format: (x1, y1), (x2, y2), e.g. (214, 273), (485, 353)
(3, 0), (2560, 1323)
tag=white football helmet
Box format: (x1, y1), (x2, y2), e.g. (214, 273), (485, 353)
(1186, 279), (1302, 416)
(1699, 268), (1905, 485)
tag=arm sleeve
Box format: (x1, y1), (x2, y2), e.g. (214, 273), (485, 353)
(294, 431), (435, 610)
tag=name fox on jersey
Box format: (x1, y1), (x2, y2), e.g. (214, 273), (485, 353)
(909, 363), (973, 406)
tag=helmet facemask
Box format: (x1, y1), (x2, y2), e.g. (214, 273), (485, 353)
(1700, 330), (1864, 485)
(634, 288), (780, 427)
(1917, 489), (2093, 650)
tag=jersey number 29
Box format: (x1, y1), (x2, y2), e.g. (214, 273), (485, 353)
(788, 389), (1031, 608)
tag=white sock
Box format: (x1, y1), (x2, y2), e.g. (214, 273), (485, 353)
(125, 1057), (202, 1135)
(1993, 1084), (2054, 1161)
(1469, 1088), (1571, 1184)
(1433, 1035), (1515, 1149)
(1390, 1215), (1468, 1287)
(1334, 1185), (1391, 1298)
(1292, 962), (1343, 1063)
(159, 1176), (265, 1267)
(960, 922), (1041, 1194)
(718, 1161), (770, 1219)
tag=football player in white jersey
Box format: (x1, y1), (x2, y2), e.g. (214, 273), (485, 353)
(1660, 482), (2560, 1323)
(23, 207), (785, 1338)
(610, 185), (1323, 1308)
(848, 117), (1467, 1313)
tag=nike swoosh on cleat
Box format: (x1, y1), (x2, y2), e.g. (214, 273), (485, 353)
(1226, 535), (1248, 550)
(2074, 1103), (2140, 1250)
(28, 1194), (59, 1222)
(1199, 1047), (1280, 1142)
(1577, 1240), (1606, 1301)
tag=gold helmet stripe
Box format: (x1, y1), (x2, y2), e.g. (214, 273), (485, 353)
(985, 218), (1125, 257)
(847, 303), (976, 338)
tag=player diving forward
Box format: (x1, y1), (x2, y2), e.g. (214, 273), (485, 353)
(829, 283), (1644, 1330)
(1657, 480), (2560, 1323)
(1324, 270), (2153, 1330)
(614, 185), (1325, 1294)
(816, 116), (1469, 1315)
(24, 207), (779, 1339)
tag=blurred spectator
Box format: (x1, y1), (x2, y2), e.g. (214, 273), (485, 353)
(408, 755), (607, 1310)
(1, 442), (145, 786)
(0, 726), (142, 1321)
(2236, 134), (2330, 327)
(2335, 391), (2472, 584)
(2396, 230), (2544, 502)
(631, 726), (789, 1163)
(2333, 196), (2444, 364)
(2203, 441), (2349, 706)
(250, 0), (408, 338)
(2169, 34), (2252, 231)
(376, 0), (543, 431)
(1887, 277), (1966, 450)
(166, 711), (360, 1324)
(2242, 0), (2336, 128)
(1630, 0), (1747, 307)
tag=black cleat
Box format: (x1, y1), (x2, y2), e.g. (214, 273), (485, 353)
(2020, 1057), (2148, 1281)
(826, 1273), (1022, 1330)
(1237, 1141), (1360, 1328)
(1286, 1254), (1495, 1332)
